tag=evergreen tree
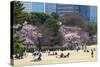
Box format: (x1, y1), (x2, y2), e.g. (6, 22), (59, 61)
(13, 1), (24, 24)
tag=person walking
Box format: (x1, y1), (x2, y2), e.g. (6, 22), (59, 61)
(91, 49), (94, 58)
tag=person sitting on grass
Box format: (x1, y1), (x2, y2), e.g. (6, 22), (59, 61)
(60, 53), (70, 58)
(55, 52), (57, 55)
(32, 50), (42, 61)
(87, 50), (89, 52)
(48, 51), (57, 56)
(48, 51), (50, 56)
(66, 53), (70, 58)
(19, 52), (23, 59)
(60, 53), (64, 58)
(15, 53), (20, 59)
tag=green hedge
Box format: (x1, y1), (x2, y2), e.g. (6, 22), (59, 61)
(41, 47), (66, 51)
(26, 46), (67, 52)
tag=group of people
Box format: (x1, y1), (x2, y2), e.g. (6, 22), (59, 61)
(59, 52), (70, 58)
(48, 51), (57, 56)
(31, 47), (95, 61)
(32, 50), (71, 61)
(14, 50), (27, 59)
(83, 48), (95, 58)
(47, 50), (70, 58)
(14, 47), (95, 62)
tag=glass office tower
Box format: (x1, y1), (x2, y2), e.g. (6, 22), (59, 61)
(45, 3), (56, 14)
(21, 2), (97, 22)
(56, 4), (80, 16)
(21, 2), (32, 12)
(79, 5), (90, 22)
(22, 2), (44, 12)
(79, 5), (97, 22)
(32, 2), (44, 12)
(90, 6), (97, 22)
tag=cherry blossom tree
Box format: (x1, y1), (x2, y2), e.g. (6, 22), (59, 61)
(59, 25), (89, 50)
(14, 21), (42, 49)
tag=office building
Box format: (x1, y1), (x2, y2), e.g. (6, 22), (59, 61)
(21, 2), (97, 22)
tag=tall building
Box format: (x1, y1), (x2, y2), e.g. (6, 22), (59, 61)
(22, 2), (45, 12)
(32, 2), (44, 12)
(21, 2), (32, 12)
(89, 6), (97, 22)
(79, 5), (97, 22)
(56, 4), (80, 16)
(79, 5), (91, 22)
(21, 1), (97, 22)
(45, 3), (56, 14)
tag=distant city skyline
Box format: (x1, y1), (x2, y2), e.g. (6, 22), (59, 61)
(21, 1), (97, 22)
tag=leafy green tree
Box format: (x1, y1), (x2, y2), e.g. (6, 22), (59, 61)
(41, 17), (59, 46)
(21, 12), (30, 22)
(87, 22), (97, 36)
(13, 37), (23, 54)
(51, 12), (59, 20)
(43, 17), (59, 35)
(29, 12), (50, 25)
(13, 1), (24, 24)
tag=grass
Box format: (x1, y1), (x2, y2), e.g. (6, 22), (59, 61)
(14, 45), (97, 66)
